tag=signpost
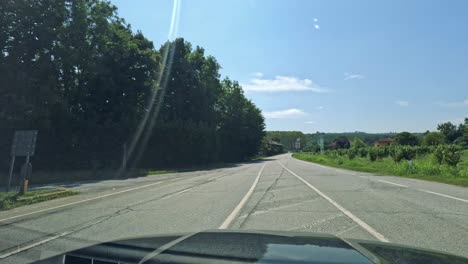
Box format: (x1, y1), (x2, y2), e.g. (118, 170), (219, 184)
(7, 130), (38, 193)
(295, 138), (301, 152)
(316, 132), (324, 154)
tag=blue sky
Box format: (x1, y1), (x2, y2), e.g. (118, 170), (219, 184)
(111, 0), (467, 133)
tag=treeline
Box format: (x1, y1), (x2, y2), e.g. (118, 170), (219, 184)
(267, 119), (468, 153)
(305, 132), (397, 147)
(265, 131), (395, 151)
(0, 0), (265, 172)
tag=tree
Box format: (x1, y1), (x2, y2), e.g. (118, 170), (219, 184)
(217, 78), (265, 161)
(0, 1), (266, 174)
(395, 132), (419, 146)
(422, 132), (444, 146)
(330, 136), (351, 149)
(457, 118), (468, 147)
(351, 137), (366, 149)
(437, 122), (462, 143)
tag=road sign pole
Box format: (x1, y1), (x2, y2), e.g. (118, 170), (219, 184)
(7, 155), (16, 192)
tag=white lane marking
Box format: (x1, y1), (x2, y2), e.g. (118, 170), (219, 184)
(377, 180), (408, 188)
(277, 161), (389, 242)
(0, 181), (164, 223)
(0, 231), (72, 259)
(161, 187), (195, 200)
(219, 164), (266, 229)
(418, 189), (468, 203)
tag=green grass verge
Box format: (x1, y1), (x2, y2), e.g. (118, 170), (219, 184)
(146, 169), (177, 175)
(293, 151), (468, 187)
(0, 189), (77, 211)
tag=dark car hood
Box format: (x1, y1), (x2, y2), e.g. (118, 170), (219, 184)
(37, 230), (468, 264)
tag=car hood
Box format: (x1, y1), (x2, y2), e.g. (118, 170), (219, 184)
(37, 230), (468, 264)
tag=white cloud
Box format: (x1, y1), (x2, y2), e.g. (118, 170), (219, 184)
(395, 100), (409, 107)
(313, 18), (318, 22)
(314, 24), (320, 30)
(251, 72), (263, 78)
(316, 106), (325, 110)
(344, 72), (364, 80)
(305, 121), (316, 124)
(264, 109), (307, 119)
(242, 75), (326, 93)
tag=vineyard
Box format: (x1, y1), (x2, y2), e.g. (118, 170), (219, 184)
(294, 145), (468, 186)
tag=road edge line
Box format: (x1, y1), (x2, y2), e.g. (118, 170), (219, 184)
(277, 161), (389, 242)
(377, 180), (408, 188)
(0, 231), (72, 259)
(219, 163), (266, 229)
(0, 181), (164, 223)
(417, 189), (468, 203)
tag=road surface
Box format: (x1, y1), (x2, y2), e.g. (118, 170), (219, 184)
(0, 154), (467, 262)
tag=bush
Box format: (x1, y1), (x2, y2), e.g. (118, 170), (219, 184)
(348, 148), (357, 160)
(368, 147), (378, 162)
(433, 145), (462, 166)
(390, 146), (416, 162)
(402, 146), (417, 161)
(433, 145), (444, 165)
(358, 148), (368, 158)
(444, 145), (461, 166)
(376, 147), (388, 159)
(415, 146), (431, 156)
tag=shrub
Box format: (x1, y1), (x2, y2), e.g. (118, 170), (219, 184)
(368, 147), (378, 162)
(433, 145), (444, 165)
(390, 146), (416, 162)
(358, 148), (368, 158)
(348, 148), (357, 160)
(376, 147), (388, 159)
(444, 145), (461, 166)
(401, 146), (416, 160)
(415, 146), (431, 156)
(433, 145), (461, 166)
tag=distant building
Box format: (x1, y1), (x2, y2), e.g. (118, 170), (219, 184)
(374, 138), (394, 147)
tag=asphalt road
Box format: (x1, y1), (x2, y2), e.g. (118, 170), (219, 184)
(0, 153), (467, 262)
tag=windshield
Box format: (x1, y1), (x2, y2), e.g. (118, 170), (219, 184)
(1, 0), (467, 263)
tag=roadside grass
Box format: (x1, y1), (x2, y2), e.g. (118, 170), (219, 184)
(293, 151), (468, 187)
(146, 169), (177, 175)
(0, 189), (77, 211)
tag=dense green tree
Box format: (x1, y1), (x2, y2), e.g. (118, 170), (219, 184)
(351, 137), (367, 149)
(437, 122), (462, 143)
(218, 79), (265, 161)
(422, 132), (444, 146)
(395, 132), (419, 146)
(0, 1), (266, 176)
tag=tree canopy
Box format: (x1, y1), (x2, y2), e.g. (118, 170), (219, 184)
(395, 132), (419, 146)
(0, 0), (265, 173)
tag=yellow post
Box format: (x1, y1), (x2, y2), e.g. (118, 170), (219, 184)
(23, 180), (29, 194)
